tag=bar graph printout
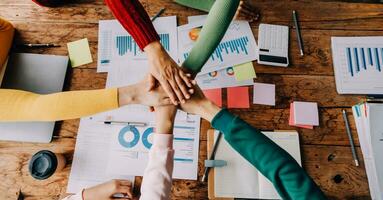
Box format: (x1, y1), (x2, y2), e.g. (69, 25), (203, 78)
(178, 20), (258, 74)
(98, 16), (178, 72)
(332, 37), (383, 94)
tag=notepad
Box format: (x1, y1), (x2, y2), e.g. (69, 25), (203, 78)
(203, 89), (222, 107)
(213, 130), (301, 199)
(289, 103), (313, 129)
(227, 86), (250, 108)
(67, 38), (93, 68)
(253, 83), (275, 106)
(291, 101), (319, 127)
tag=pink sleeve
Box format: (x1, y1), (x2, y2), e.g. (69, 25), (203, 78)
(140, 134), (174, 200)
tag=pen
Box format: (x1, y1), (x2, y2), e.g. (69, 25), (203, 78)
(292, 10), (304, 56)
(151, 8), (166, 22)
(18, 43), (60, 48)
(201, 131), (222, 182)
(102, 121), (147, 127)
(342, 109), (359, 167)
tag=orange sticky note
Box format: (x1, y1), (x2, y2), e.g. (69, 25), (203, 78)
(227, 86), (250, 108)
(289, 103), (313, 129)
(203, 89), (222, 107)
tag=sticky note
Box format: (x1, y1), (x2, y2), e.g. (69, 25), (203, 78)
(67, 38), (93, 67)
(253, 83), (275, 106)
(289, 103), (313, 129)
(293, 101), (319, 126)
(227, 86), (250, 108)
(233, 62), (256, 81)
(203, 89), (222, 107)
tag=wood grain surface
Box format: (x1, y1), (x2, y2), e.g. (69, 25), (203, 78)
(1, 0), (382, 199)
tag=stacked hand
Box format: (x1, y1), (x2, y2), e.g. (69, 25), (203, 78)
(83, 180), (133, 200)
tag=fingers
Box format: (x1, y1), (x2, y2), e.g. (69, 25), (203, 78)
(110, 180), (133, 199)
(160, 80), (178, 105)
(168, 78), (185, 104)
(147, 74), (157, 91)
(175, 73), (191, 100)
(235, 1), (259, 22)
(179, 70), (193, 88)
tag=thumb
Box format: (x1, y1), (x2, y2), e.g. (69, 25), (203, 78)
(147, 75), (156, 91)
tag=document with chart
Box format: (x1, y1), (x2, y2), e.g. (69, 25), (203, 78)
(178, 20), (258, 74)
(68, 113), (200, 193)
(97, 16), (178, 72)
(332, 37), (383, 94)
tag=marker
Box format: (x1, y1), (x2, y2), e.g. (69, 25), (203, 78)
(292, 10), (304, 56)
(102, 121), (147, 127)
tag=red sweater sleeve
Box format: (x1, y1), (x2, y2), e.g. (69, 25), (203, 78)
(105, 0), (160, 50)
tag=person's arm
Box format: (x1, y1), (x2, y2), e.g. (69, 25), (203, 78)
(180, 87), (327, 200)
(62, 180), (133, 200)
(0, 78), (172, 122)
(140, 106), (176, 200)
(105, 0), (193, 104)
(0, 18), (14, 71)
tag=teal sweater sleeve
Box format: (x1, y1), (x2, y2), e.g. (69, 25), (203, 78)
(174, 0), (215, 12)
(212, 109), (327, 200)
(181, 0), (239, 74)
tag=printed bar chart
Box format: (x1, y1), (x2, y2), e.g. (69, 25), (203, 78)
(183, 36), (250, 62)
(345, 47), (382, 77)
(116, 33), (170, 56)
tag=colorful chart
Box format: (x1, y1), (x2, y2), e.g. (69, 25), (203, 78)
(345, 47), (382, 77)
(142, 127), (154, 149)
(183, 36), (250, 63)
(118, 125), (140, 148)
(116, 34), (170, 56)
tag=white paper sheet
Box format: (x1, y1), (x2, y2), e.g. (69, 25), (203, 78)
(214, 131), (301, 199)
(178, 19), (258, 74)
(331, 37), (383, 95)
(97, 16), (178, 72)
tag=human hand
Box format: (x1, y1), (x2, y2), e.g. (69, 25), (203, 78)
(118, 78), (172, 107)
(234, 0), (260, 22)
(144, 41), (194, 105)
(179, 85), (220, 122)
(154, 105), (177, 134)
(83, 179), (132, 200)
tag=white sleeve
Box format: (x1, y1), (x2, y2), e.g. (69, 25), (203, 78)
(140, 134), (174, 200)
(61, 192), (83, 200)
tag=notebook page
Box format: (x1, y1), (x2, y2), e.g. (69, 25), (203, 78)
(258, 131), (301, 199)
(214, 131), (261, 198)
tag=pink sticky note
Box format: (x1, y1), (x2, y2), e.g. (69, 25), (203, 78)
(289, 103), (313, 129)
(227, 86), (250, 108)
(203, 89), (222, 107)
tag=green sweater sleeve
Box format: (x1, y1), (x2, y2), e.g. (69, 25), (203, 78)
(181, 0), (239, 75)
(174, 0), (215, 12)
(212, 109), (327, 200)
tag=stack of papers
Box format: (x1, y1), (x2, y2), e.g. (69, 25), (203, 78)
(352, 103), (383, 200)
(289, 101), (319, 129)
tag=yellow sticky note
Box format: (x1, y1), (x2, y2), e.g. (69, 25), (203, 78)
(67, 38), (93, 68)
(233, 62), (256, 81)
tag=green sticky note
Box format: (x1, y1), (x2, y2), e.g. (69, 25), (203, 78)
(67, 38), (93, 68)
(233, 62), (256, 81)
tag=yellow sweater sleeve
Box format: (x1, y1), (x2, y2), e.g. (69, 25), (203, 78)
(0, 88), (119, 122)
(0, 18), (14, 68)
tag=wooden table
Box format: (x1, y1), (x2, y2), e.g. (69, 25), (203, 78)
(1, 0), (381, 199)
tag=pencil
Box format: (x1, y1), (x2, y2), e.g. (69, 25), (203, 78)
(292, 10), (304, 56)
(151, 8), (166, 22)
(342, 109), (359, 167)
(201, 131), (222, 182)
